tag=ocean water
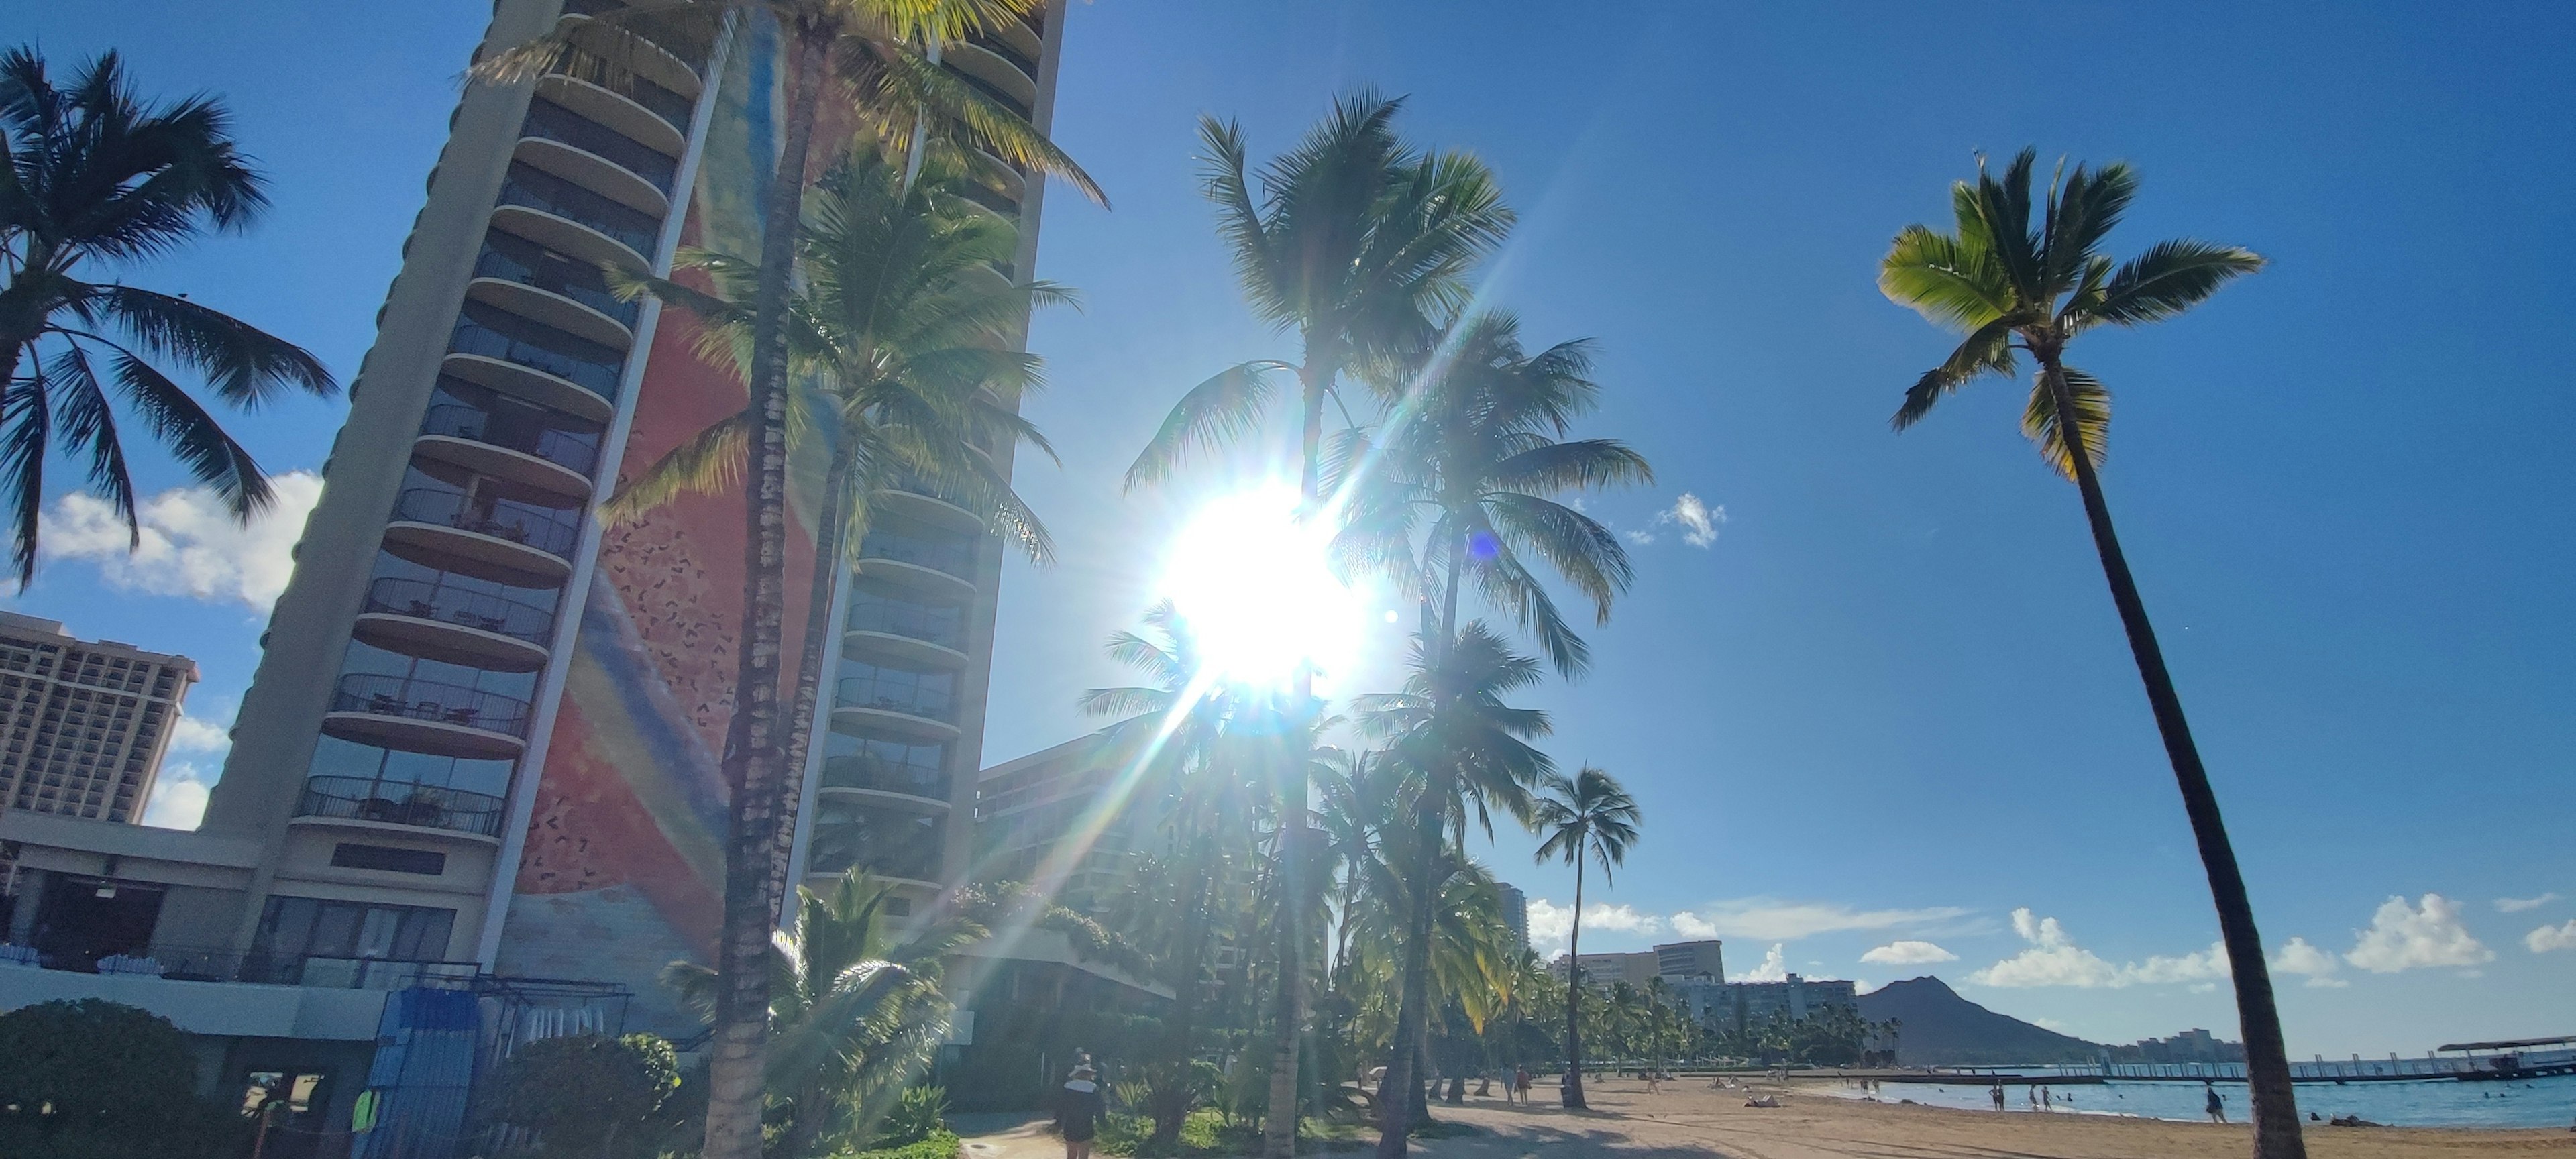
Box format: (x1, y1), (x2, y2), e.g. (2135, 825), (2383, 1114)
(1819, 1073), (2576, 1129)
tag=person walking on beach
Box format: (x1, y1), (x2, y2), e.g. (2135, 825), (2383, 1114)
(1055, 1064), (1105, 1159)
(2204, 1082), (2226, 1124)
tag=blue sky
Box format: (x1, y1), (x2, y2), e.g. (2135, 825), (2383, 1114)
(18, 2), (2571, 1056)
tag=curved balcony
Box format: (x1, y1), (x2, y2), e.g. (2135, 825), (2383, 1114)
(492, 162), (659, 269)
(321, 674), (530, 761)
(855, 528), (978, 598)
(873, 477), (985, 534)
(474, 229), (640, 332)
(949, 60), (1032, 121)
(818, 757), (951, 806)
(353, 577), (555, 671)
(946, 41), (1036, 109)
(517, 97), (677, 215)
(965, 28), (1040, 85)
(382, 488), (581, 582)
(415, 404), (598, 497)
(445, 304), (623, 423)
(843, 592), (966, 669)
(294, 775), (507, 840)
(553, 8), (704, 99)
(830, 674), (959, 743)
(538, 74), (687, 160)
(804, 803), (945, 884)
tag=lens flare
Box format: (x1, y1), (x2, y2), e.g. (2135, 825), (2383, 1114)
(1159, 485), (1365, 689)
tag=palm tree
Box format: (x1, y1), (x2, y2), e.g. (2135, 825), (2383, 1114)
(476, 12), (1096, 1155)
(667, 868), (983, 1158)
(0, 48), (337, 586)
(1125, 89), (1511, 1158)
(605, 146), (1070, 905)
(1529, 766), (1638, 1110)
(1333, 311), (1646, 1155)
(1878, 148), (2295, 1159)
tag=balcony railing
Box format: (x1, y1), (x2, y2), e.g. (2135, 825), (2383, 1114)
(820, 755), (951, 802)
(496, 162), (663, 258)
(391, 488), (582, 558)
(421, 402), (602, 476)
(835, 674), (955, 723)
(328, 675), (533, 740)
(845, 594), (964, 650)
(965, 31), (1039, 82)
(523, 97), (680, 193)
(807, 817), (944, 882)
(559, 0), (711, 75)
(550, 58), (696, 132)
(0, 941), (478, 989)
(473, 233), (640, 329)
(449, 301), (626, 399)
(859, 529), (976, 581)
(363, 576), (557, 646)
(951, 68), (1031, 121)
(299, 773), (511, 837)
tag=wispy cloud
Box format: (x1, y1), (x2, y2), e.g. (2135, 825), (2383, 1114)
(2495, 893), (2559, 914)
(1968, 908), (2229, 989)
(1672, 898), (1976, 942)
(2523, 920), (2576, 955)
(2271, 937), (2348, 988)
(1860, 940), (1957, 966)
(2344, 894), (2493, 973)
(142, 705), (233, 831)
(1524, 900), (1666, 957)
(1631, 493), (1723, 548)
(39, 472), (321, 610)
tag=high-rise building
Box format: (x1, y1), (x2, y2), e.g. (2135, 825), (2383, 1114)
(142, 0), (1073, 1034)
(0, 612), (197, 824)
(1494, 881), (1528, 950)
(1654, 938), (1723, 981)
(976, 735), (1177, 918)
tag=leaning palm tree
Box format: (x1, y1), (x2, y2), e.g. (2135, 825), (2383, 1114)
(0, 48), (337, 586)
(1333, 310), (1646, 1154)
(1125, 89), (1511, 1156)
(667, 868), (983, 1158)
(1878, 148), (2296, 1159)
(606, 145), (1070, 905)
(476, 12), (1096, 1155)
(1529, 766), (1638, 1111)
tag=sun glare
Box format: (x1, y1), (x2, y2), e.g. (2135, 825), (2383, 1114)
(1159, 486), (1367, 689)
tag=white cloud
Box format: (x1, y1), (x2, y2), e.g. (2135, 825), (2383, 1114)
(1673, 898), (1974, 942)
(1650, 493), (1724, 548)
(1968, 908), (2229, 989)
(1524, 900), (1664, 956)
(2526, 921), (2576, 954)
(142, 760), (211, 829)
(2343, 895), (2493, 973)
(2495, 893), (2559, 914)
(1582, 903), (1665, 936)
(1622, 529), (1655, 546)
(38, 471), (320, 609)
(1860, 940), (1957, 966)
(2270, 937), (2348, 988)
(169, 715), (231, 755)
(1736, 943), (1788, 982)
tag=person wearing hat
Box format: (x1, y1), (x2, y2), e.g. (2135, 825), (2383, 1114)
(1055, 1062), (1105, 1159)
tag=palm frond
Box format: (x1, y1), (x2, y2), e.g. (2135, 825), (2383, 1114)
(1123, 360), (1287, 491)
(604, 409), (746, 522)
(2088, 238), (2265, 326)
(2023, 364), (2112, 480)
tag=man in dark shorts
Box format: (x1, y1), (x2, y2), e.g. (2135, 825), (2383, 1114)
(1056, 1064), (1105, 1159)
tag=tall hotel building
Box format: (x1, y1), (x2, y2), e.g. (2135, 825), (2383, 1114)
(172, 0), (1067, 1033)
(0, 612), (197, 824)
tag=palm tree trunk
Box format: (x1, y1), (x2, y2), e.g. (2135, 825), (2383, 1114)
(704, 23), (827, 1159)
(1155, 835), (1218, 1146)
(1562, 855), (1588, 1110)
(767, 437), (859, 907)
(2039, 360), (2306, 1159)
(1375, 527), (1470, 1158)
(1263, 356), (1335, 1159)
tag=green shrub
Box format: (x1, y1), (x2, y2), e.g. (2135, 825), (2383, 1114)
(480, 1032), (682, 1158)
(833, 1126), (959, 1159)
(874, 1085), (947, 1148)
(0, 999), (246, 1159)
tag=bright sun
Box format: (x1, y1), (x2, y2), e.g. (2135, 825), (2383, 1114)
(1159, 485), (1368, 689)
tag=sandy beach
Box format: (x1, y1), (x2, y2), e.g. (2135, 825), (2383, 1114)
(1398, 1077), (2576, 1159)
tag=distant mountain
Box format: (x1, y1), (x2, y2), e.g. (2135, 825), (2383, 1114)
(1857, 976), (2103, 1066)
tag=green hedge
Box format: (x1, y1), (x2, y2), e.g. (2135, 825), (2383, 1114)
(833, 1127), (960, 1159)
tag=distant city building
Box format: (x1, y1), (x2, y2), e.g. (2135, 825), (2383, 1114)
(1495, 883), (1528, 950)
(1552, 949), (1660, 989)
(1655, 938), (1724, 981)
(0, 612), (197, 824)
(2123, 1028), (2245, 1064)
(1695, 973), (1861, 1030)
(976, 734), (1175, 918)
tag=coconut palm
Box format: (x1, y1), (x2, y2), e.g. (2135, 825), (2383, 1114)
(1125, 89), (1511, 1157)
(1529, 766), (1638, 1110)
(1332, 310), (1646, 1154)
(0, 48), (337, 586)
(1878, 148), (2295, 1159)
(667, 868), (982, 1158)
(476, 12), (1097, 1155)
(605, 146), (1069, 905)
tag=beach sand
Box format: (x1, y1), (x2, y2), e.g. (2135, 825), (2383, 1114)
(1405, 1077), (2575, 1159)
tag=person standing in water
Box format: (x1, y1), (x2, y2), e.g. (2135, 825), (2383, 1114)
(1991, 1083), (2006, 1111)
(1055, 1064), (1105, 1159)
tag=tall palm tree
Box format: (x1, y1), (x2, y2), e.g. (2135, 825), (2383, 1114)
(1334, 311), (1646, 1155)
(1878, 148), (2294, 1159)
(605, 146), (1069, 904)
(476, 12), (1095, 1156)
(0, 48), (337, 586)
(1125, 89), (1511, 1157)
(667, 868), (983, 1158)
(1529, 766), (1638, 1110)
